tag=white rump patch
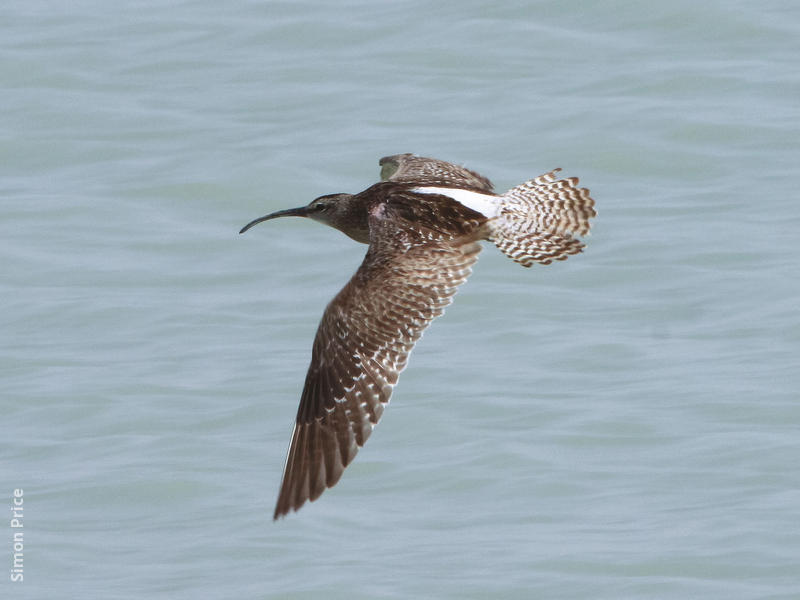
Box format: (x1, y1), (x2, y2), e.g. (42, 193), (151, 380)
(412, 186), (500, 218)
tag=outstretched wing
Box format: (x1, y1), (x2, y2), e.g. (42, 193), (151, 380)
(273, 204), (483, 519)
(379, 153), (495, 193)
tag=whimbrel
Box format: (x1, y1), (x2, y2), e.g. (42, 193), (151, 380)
(240, 153), (596, 519)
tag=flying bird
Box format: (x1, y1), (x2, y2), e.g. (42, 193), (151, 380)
(239, 153), (596, 519)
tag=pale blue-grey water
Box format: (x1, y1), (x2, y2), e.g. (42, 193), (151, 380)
(3, 1), (799, 598)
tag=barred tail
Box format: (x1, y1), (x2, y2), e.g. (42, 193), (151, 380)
(490, 169), (596, 267)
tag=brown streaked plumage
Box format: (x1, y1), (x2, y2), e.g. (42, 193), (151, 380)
(379, 152), (495, 192)
(239, 154), (596, 519)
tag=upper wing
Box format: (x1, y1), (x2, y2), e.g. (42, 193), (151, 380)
(379, 153), (495, 192)
(273, 204), (483, 519)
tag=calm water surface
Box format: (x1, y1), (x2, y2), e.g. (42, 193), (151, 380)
(3, 1), (799, 598)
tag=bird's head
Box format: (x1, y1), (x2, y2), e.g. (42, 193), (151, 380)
(239, 193), (352, 234)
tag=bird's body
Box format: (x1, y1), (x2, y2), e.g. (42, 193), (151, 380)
(240, 153), (596, 519)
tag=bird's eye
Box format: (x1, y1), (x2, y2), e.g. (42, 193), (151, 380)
(315, 203), (327, 211)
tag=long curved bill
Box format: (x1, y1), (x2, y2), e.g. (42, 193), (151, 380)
(239, 206), (309, 234)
